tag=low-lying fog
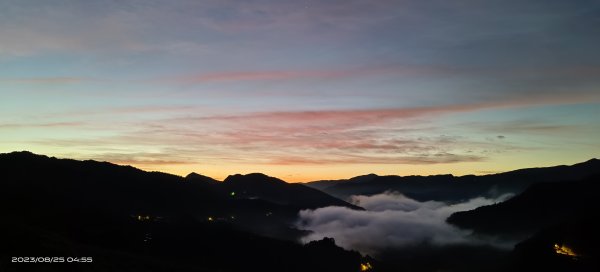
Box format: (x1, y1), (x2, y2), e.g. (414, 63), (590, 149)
(297, 191), (514, 255)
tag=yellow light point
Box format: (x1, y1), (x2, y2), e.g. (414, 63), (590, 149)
(208, 217), (213, 221)
(360, 262), (372, 271)
(554, 243), (578, 257)
(136, 215), (151, 221)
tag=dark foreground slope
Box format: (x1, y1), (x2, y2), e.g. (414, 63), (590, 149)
(0, 151), (370, 272)
(306, 159), (600, 202)
(0, 219), (371, 272)
(447, 175), (600, 239)
(506, 215), (600, 272)
(444, 175), (600, 271)
(0, 151), (355, 237)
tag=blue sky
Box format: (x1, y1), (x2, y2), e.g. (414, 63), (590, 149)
(1, 0), (599, 181)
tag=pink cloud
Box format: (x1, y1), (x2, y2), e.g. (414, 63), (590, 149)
(98, 102), (520, 165)
(265, 153), (485, 165)
(78, 97), (587, 154)
(87, 152), (198, 166)
(21, 94), (596, 168)
(166, 63), (459, 84)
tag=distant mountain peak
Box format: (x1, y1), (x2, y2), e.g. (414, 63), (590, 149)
(583, 158), (599, 163)
(348, 173), (379, 183)
(568, 158), (600, 168)
(185, 172), (219, 184)
(3, 150), (44, 158)
(224, 173), (287, 184)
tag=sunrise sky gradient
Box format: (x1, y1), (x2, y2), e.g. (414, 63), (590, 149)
(1, 0), (599, 181)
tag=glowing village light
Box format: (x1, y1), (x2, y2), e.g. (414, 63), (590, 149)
(360, 262), (373, 271)
(554, 243), (578, 257)
(136, 215), (151, 221)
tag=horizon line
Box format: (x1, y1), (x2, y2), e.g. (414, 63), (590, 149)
(2, 150), (597, 183)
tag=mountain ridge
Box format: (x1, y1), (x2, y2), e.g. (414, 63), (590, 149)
(0, 150), (358, 238)
(304, 158), (600, 202)
(446, 174), (600, 238)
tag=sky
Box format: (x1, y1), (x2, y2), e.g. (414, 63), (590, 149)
(1, 0), (599, 182)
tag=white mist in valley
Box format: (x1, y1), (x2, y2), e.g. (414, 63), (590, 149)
(296, 191), (513, 255)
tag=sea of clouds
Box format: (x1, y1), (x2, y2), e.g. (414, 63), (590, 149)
(296, 191), (513, 255)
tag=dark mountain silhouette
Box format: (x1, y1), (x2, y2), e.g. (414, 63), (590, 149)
(375, 243), (509, 272)
(307, 174), (379, 191)
(1, 219), (370, 272)
(0, 151), (359, 241)
(0, 151), (372, 272)
(306, 159), (600, 202)
(506, 214), (600, 271)
(4, 151), (597, 271)
(223, 173), (360, 210)
(0, 151), (354, 215)
(184, 172), (219, 184)
(447, 175), (600, 239)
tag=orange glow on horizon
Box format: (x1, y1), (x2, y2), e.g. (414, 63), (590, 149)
(110, 153), (595, 183)
(5, 148), (596, 183)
